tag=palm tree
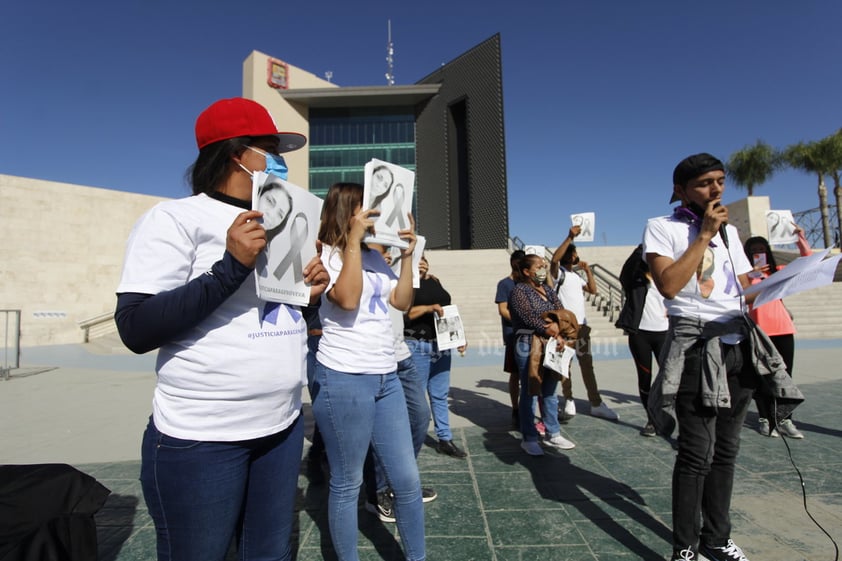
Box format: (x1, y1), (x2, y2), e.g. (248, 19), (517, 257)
(726, 140), (780, 196)
(824, 129), (842, 247)
(782, 140), (833, 247)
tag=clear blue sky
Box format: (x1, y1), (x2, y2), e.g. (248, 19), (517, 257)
(2, 1), (840, 247)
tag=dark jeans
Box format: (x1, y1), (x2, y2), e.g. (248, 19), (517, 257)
(672, 340), (756, 551)
(140, 415), (304, 561)
(627, 329), (666, 422)
(753, 333), (795, 420)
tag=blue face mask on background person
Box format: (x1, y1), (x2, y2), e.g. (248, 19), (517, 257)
(241, 146), (288, 180)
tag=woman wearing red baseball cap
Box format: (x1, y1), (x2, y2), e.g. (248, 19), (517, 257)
(115, 97), (327, 561)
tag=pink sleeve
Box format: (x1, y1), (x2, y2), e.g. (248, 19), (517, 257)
(796, 229), (812, 257)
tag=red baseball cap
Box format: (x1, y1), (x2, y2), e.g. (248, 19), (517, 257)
(194, 97), (306, 152)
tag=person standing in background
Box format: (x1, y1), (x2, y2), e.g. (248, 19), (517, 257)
(550, 229), (618, 422)
(743, 229), (811, 439)
(615, 243), (668, 436)
(495, 249), (526, 428)
(405, 255), (468, 459)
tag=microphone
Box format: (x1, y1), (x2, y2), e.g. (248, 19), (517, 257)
(714, 203), (729, 248)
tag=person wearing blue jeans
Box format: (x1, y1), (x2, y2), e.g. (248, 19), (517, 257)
(366, 356), (432, 496)
(313, 182), (424, 561)
(115, 97), (328, 560)
(508, 254), (576, 456)
(406, 338), (462, 455)
(405, 255), (467, 459)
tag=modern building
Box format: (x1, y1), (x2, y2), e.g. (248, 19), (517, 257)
(244, 33), (509, 250)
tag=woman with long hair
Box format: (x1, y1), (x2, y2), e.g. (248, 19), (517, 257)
(743, 227), (812, 438)
(312, 182), (425, 561)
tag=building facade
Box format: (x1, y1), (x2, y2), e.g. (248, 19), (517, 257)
(244, 34), (509, 249)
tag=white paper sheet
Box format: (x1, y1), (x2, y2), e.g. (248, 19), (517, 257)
(363, 159), (415, 249)
(543, 338), (576, 379)
(766, 210), (798, 245)
(435, 305), (466, 351)
(570, 212), (595, 242)
(252, 172), (323, 306)
(751, 253), (842, 308)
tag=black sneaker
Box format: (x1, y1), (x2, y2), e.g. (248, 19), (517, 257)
(670, 545), (697, 560)
(699, 539), (749, 561)
(640, 422), (657, 437)
(436, 439), (467, 458)
(364, 489), (395, 523)
(421, 487), (437, 503)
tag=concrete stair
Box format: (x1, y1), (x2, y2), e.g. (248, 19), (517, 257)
(780, 283), (842, 340)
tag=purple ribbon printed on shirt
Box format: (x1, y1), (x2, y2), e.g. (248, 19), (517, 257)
(366, 270), (389, 314)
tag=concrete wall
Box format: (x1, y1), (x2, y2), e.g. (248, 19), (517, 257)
(0, 174), (167, 346)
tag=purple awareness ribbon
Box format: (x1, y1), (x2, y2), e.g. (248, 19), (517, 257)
(366, 271), (389, 314)
(259, 302), (301, 327)
(722, 259), (739, 296)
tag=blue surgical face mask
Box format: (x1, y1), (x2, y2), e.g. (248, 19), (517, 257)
(241, 146), (288, 180)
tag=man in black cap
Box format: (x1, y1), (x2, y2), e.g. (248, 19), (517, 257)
(643, 153), (803, 561)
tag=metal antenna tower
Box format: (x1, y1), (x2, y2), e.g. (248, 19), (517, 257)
(385, 19), (395, 86)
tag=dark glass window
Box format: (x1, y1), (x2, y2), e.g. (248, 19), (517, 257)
(308, 106), (416, 203)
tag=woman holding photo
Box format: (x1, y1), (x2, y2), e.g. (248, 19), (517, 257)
(743, 226), (812, 439)
(115, 97), (327, 561)
(313, 182), (424, 561)
(405, 255), (468, 459)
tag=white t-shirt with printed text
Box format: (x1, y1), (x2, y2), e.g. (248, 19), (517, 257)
(117, 194), (306, 442)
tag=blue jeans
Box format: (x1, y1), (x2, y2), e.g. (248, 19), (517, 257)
(311, 362), (425, 561)
(140, 415), (303, 561)
(372, 356), (431, 491)
(514, 334), (561, 442)
(407, 338), (453, 441)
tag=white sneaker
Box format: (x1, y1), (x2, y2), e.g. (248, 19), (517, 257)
(757, 418), (779, 438)
(777, 418), (804, 439)
(545, 434), (576, 450)
(520, 440), (544, 456)
(563, 399), (577, 417)
(590, 402), (618, 421)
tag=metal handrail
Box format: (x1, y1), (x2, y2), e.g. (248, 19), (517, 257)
(2, 309), (21, 381)
(78, 311), (116, 343)
(585, 264), (624, 323)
